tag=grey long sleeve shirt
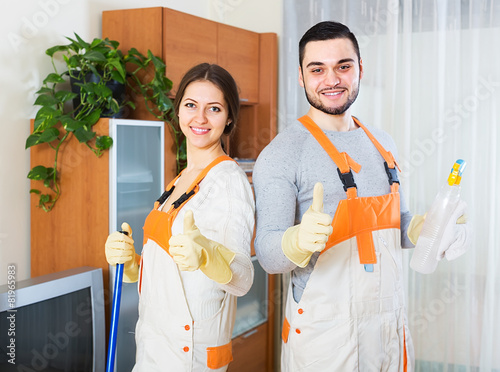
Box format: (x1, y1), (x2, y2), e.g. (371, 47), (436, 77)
(253, 119), (414, 302)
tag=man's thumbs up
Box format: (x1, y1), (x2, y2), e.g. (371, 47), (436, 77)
(311, 182), (325, 213)
(281, 182), (333, 268)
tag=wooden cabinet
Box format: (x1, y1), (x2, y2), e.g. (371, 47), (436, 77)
(217, 23), (260, 103)
(163, 8), (218, 92)
(30, 119), (111, 283)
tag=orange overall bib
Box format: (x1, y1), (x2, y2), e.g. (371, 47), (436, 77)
(134, 155), (236, 372)
(281, 116), (414, 371)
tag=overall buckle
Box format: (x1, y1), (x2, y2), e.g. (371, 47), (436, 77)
(384, 162), (400, 185)
(337, 168), (357, 191)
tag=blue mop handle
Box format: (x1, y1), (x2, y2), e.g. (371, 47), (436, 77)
(106, 230), (127, 372)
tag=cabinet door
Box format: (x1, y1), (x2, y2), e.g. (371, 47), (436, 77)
(217, 24), (260, 104)
(109, 119), (165, 372)
(163, 8), (218, 94)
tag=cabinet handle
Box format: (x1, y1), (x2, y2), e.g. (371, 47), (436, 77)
(242, 329), (258, 339)
(240, 98), (249, 102)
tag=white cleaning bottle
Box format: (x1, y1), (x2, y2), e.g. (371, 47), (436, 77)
(410, 159), (467, 274)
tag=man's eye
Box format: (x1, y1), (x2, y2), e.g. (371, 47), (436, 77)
(339, 65), (351, 70)
(311, 68), (322, 73)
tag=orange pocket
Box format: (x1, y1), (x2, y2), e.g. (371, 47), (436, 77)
(282, 317), (291, 343)
(207, 342), (233, 369)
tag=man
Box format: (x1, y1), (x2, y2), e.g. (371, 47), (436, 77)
(253, 21), (469, 371)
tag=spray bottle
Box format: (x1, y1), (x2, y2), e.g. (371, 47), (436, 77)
(410, 159), (467, 274)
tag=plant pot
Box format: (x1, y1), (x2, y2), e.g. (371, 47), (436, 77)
(70, 72), (127, 118)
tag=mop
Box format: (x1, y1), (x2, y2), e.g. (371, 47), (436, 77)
(106, 230), (127, 372)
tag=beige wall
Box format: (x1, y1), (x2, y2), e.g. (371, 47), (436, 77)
(0, 0), (282, 285)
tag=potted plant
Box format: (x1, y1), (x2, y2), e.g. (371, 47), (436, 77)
(26, 33), (184, 212)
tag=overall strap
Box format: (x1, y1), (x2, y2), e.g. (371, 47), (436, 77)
(298, 115), (360, 198)
(352, 117), (401, 192)
(176, 155), (234, 209)
(154, 155), (234, 210)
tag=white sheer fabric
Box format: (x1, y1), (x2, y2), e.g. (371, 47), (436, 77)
(280, 1), (500, 370)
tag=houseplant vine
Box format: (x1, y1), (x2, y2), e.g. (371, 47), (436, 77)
(26, 33), (184, 212)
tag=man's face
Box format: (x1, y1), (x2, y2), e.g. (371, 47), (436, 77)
(299, 38), (363, 116)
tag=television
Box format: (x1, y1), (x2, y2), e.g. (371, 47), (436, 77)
(0, 266), (105, 371)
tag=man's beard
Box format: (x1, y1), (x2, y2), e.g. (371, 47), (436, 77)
(304, 83), (360, 115)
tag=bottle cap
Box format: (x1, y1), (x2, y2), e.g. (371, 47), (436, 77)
(447, 159), (467, 186)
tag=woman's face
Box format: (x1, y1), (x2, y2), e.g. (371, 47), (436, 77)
(178, 80), (229, 151)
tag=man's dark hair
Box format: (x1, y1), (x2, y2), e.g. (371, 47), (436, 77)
(299, 21), (361, 67)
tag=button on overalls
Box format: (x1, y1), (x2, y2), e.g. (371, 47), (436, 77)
(281, 116), (415, 372)
(134, 156), (236, 372)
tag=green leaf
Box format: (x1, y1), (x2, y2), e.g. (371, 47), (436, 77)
(46, 45), (69, 57)
(110, 70), (125, 84)
(108, 59), (126, 81)
(74, 126), (96, 143)
(74, 33), (90, 49)
(27, 165), (49, 180)
(94, 84), (112, 98)
(83, 50), (107, 63)
(81, 109), (101, 125)
(33, 106), (62, 131)
(108, 99), (120, 114)
(43, 73), (66, 85)
(60, 116), (84, 132)
(36, 87), (53, 95)
(90, 38), (104, 49)
(108, 39), (120, 49)
(37, 127), (60, 143)
(30, 189), (41, 194)
(55, 90), (78, 103)
(39, 194), (51, 204)
(25, 133), (41, 149)
(96, 135), (113, 150)
(150, 52), (166, 71)
(34, 94), (59, 107)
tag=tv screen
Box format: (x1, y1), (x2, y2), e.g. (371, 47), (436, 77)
(0, 267), (105, 372)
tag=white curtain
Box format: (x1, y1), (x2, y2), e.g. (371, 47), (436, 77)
(280, 0), (500, 370)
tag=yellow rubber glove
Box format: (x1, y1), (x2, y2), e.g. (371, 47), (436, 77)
(105, 222), (140, 283)
(407, 213), (427, 245)
(407, 209), (467, 246)
(169, 210), (236, 284)
(281, 183), (333, 268)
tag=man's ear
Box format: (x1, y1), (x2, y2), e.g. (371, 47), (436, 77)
(359, 58), (364, 80)
(298, 66), (304, 87)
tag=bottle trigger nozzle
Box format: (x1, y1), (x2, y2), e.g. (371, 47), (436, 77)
(447, 159), (467, 186)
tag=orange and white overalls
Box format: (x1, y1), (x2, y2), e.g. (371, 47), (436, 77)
(133, 156), (237, 372)
(281, 116), (415, 372)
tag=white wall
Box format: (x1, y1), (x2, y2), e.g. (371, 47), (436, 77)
(0, 0), (282, 285)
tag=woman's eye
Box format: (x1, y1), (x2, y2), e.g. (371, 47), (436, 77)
(209, 106), (221, 113)
(185, 102), (195, 108)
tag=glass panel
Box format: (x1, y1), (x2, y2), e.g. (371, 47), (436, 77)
(113, 123), (163, 372)
(116, 124), (162, 245)
(232, 257), (268, 338)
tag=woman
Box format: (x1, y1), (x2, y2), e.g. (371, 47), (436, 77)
(105, 63), (255, 371)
